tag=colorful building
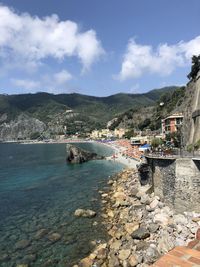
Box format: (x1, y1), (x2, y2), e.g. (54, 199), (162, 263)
(162, 113), (184, 137)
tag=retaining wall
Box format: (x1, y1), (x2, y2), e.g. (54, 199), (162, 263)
(147, 157), (200, 212)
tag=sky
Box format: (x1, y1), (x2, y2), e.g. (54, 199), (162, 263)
(0, 0), (200, 96)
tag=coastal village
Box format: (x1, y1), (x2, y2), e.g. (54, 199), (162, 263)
(0, 60), (200, 267)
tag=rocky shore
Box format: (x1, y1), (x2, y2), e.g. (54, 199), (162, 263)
(75, 168), (200, 267)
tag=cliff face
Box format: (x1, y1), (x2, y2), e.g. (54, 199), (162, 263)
(0, 114), (46, 141)
(182, 72), (200, 145)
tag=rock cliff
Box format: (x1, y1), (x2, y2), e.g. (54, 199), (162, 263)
(182, 71), (200, 145)
(0, 114), (46, 141)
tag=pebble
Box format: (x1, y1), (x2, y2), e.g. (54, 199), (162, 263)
(131, 227), (150, 240)
(15, 239), (30, 250)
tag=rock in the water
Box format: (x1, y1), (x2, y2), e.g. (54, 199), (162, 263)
(131, 227), (150, 240)
(74, 208), (96, 218)
(35, 228), (48, 239)
(0, 253), (10, 262)
(23, 254), (37, 264)
(48, 233), (61, 242)
(15, 239), (30, 250)
(66, 144), (104, 164)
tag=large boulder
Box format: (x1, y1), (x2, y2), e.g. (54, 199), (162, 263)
(66, 144), (104, 164)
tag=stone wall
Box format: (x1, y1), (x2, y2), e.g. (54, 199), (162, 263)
(175, 158), (200, 212)
(147, 157), (200, 213)
(147, 158), (176, 207)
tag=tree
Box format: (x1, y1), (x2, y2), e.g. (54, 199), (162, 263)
(124, 129), (136, 139)
(166, 131), (181, 148)
(138, 118), (151, 130)
(151, 138), (163, 148)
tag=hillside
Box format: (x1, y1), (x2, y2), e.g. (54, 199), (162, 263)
(0, 86), (178, 140)
(108, 86), (186, 132)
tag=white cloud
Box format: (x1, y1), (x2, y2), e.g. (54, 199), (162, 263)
(11, 79), (41, 90)
(53, 70), (73, 85)
(118, 36), (200, 80)
(0, 4), (104, 71)
(11, 69), (73, 92)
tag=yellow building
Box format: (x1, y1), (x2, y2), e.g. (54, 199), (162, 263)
(90, 129), (113, 139)
(114, 128), (126, 138)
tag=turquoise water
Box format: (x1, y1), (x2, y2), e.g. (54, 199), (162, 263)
(0, 143), (124, 267)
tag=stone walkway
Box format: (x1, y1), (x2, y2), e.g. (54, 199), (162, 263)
(152, 230), (200, 267)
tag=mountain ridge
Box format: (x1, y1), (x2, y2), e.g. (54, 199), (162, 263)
(0, 86), (179, 140)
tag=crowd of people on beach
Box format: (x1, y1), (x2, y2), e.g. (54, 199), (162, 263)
(115, 140), (143, 160)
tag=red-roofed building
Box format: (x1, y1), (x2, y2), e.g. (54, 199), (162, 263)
(162, 113), (183, 137)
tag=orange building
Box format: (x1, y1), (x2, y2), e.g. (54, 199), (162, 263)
(162, 113), (183, 137)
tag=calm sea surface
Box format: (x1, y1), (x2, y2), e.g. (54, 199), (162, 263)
(0, 143), (124, 267)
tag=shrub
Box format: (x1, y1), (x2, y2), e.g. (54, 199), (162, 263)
(187, 144), (194, 152)
(194, 139), (200, 150)
(151, 138), (163, 148)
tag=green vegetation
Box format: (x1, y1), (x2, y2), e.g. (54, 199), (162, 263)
(165, 131), (181, 148)
(0, 87), (177, 136)
(151, 138), (163, 148)
(108, 86), (185, 132)
(30, 132), (41, 140)
(187, 55), (200, 81)
(194, 139), (200, 150)
(124, 129), (136, 139)
(187, 144), (194, 153)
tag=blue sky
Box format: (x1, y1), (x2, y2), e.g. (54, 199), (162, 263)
(0, 0), (200, 96)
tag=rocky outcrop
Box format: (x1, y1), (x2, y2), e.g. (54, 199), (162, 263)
(0, 113), (46, 141)
(66, 144), (104, 164)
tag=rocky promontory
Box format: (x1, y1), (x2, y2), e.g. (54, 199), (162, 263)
(76, 168), (200, 267)
(66, 144), (104, 164)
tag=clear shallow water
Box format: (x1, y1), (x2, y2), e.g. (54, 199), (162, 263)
(0, 143), (124, 267)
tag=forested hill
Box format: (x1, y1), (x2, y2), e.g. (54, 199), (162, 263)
(0, 86), (178, 140)
(0, 86), (177, 122)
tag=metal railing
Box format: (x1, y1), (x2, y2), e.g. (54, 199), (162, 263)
(145, 149), (200, 158)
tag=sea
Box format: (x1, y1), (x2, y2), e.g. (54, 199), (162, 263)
(0, 142), (124, 267)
